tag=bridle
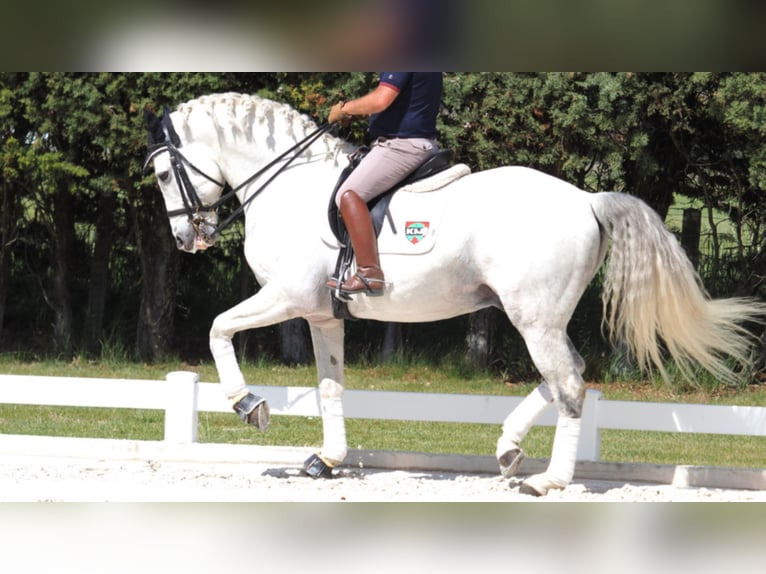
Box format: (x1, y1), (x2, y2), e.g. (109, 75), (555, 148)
(143, 107), (333, 243)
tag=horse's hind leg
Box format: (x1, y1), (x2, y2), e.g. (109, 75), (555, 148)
(509, 327), (585, 496)
(302, 318), (348, 479)
(495, 336), (583, 478)
(496, 383), (554, 477)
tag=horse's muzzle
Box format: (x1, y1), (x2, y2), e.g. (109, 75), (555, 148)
(172, 222), (213, 253)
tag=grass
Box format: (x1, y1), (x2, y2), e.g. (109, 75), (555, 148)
(1, 355), (765, 469)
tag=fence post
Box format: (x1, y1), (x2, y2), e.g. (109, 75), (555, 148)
(577, 389), (601, 461)
(164, 371), (199, 443)
(681, 208), (701, 269)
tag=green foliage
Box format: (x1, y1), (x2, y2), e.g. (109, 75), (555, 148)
(0, 73), (764, 385)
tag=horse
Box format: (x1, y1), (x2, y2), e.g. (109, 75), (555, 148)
(143, 92), (765, 496)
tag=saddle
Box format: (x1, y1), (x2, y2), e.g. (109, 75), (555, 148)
(327, 148), (454, 319)
(327, 148), (454, 242)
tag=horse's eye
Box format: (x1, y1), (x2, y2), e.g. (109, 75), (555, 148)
(158, 170), (170, 183)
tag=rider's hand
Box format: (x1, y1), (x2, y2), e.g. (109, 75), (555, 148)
(328, 102), (352, 126)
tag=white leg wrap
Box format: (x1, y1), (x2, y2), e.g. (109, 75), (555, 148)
(496, 383), (554, 457)
(521, 416), (581, 496)
(210, 337), (248, 406)
(547, 416), (581, 486)
(318, 378), (347, 465)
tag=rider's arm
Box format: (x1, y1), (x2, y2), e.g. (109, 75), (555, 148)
(341, 84), (399, 117)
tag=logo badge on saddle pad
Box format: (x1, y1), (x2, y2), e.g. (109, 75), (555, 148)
(405, 221), (430, 244)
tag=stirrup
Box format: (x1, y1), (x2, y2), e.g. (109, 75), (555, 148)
(337, 272), (385, 297)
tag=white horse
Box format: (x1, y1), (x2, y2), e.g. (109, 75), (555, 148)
(143, 92), (765, 496)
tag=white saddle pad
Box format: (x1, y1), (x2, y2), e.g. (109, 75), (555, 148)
(399, 163), (471, 193)
(378, 164), (471, 255)
(321, 164), (472, 256)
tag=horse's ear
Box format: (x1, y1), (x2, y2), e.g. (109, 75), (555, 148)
(161, 105), (181, 147)
(144, 106), (164, 146)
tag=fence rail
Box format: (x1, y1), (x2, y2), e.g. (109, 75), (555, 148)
(1, 371), (765, 464)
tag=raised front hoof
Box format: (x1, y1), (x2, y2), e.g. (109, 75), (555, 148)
(233, 393), (270, 431)
(302, 454), (335, 479)
(497, 447), (525, 478)
(517, 473), (567, 497)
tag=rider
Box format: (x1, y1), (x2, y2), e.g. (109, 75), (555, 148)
(326, 72), (443, 296)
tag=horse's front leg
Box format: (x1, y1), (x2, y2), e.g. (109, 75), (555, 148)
(209, 284), (297, 430)
(302, 318), (347, 479)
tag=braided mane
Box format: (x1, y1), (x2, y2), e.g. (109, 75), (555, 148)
(175, 92), (344, 159)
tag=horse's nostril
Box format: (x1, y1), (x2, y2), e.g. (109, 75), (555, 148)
(175, 235), (185, 249)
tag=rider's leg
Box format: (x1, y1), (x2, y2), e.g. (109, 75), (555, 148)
(327, 137), (437, 296)
(327, 190), (385, 295)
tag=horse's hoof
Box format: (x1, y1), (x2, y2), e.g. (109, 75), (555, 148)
(233, 393), (270, 431)
(518, 473), (566, 497)
(303, 454), (335, 479)
(518, 481), (545, 497)
(498, 447), (525, 478)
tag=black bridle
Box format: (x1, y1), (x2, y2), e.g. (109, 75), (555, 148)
(144, 109), (333, 243)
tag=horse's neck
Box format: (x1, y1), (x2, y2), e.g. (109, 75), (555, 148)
(181, 94), (356, 223)
(217, 114), (352, 200)
(229, 143), (350, 205)
(220, 130), (352, 237)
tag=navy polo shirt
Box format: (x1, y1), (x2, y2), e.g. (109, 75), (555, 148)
(368, 72), (443, 140)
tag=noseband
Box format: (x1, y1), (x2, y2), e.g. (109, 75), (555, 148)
(144, 112), (333, 242)
(143, 141), (231, 244)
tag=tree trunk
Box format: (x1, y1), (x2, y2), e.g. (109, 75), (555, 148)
(466, 308), (495, 369)
(380, 322), (403, 363)
(50, 181), (75, 357)
(680, 207), (701, 269)
(0, 233), (6, 341)
(134, 196), (178, 362)
(757, 329), (766, 383)
(0, 182), (15, 340)
(278, 318), (311, 365)
(82, 190), (116, 354)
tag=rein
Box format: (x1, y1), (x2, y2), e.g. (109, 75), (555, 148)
(145, 121), (333, 241)
(214, 122), (333, 237)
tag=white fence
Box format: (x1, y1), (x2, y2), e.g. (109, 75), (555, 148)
(1, 371), (765, 464)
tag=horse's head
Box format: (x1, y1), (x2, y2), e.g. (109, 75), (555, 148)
(143, 105), (227, 253)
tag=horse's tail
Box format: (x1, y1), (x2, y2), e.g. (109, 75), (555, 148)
(590, 191), (766, 384)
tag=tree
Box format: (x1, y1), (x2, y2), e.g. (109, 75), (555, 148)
(0, 72), (763, 377)
(0, 81), (24, 342)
